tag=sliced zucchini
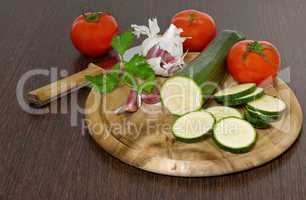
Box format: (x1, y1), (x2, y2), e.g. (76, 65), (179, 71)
(245, 106), (281, 123)
(222, 87), (264, 106)
(214, 83), (256, 101)
(161, 76), (203, 116)
(177, 30), (245, 101)
(246, 95), (286, 115)
(161, 30), (245, 116)
(213, 117), (257, 153)
(244, 110), (270, 129)
(172, 111), (215, 141)
(205, 106), (243, 121)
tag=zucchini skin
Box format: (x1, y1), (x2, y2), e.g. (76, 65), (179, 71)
(221, 89), (264, 106)
(246, 95), (286, 116)
(245, 106), (281, 123)
(172, 111), (215, 142)
(177, 30), (245, 102)
(244, 110), (270, 129)
(212, 133), (257, 153)
(212, 117), (257, 153)
(214, 84), (256, 102)
(246, 104), (284, 116)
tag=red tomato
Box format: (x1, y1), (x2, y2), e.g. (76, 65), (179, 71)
(71, 12), (119, 57)
(227, 40), (281, 85)
(171, 9), (216, 52)
(96, 55), (119, 70)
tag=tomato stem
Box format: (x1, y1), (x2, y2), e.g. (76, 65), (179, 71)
(243, 41), (270, 63)
(81, 4), (101, 23)
(188, 13), (195, 25)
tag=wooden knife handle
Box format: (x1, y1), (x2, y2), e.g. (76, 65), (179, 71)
(27, 63), (104, 107)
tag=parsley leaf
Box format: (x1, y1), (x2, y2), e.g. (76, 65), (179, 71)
(111, 31), (134, 57)
(121, 73), (138, 89)
(85, 64), (121, 94)
(124, 54), (156, 93)
(86, 31), (156, 95)
(138, 74), (155, 93)
(85, 74), (118, 93)
(125, 55), (152, 78)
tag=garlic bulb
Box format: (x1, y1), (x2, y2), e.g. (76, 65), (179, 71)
(131, 18), (186, 77)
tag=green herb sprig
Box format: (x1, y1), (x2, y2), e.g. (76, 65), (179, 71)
(85, 31), (156, 94)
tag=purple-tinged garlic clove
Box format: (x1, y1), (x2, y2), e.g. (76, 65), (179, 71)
(125, 90), (139, 112)
(114, 90), (139, 114)
(141, 89), (161, 104)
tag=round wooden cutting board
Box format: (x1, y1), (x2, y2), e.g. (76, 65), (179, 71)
(85, 55), (303, 177)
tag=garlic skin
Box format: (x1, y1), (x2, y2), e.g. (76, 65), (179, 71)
(131, 18), (186, 77)
(159, 24), (185, 57)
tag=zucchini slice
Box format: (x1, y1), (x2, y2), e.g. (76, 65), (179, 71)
(246, 95), (286, 115)
(172, 111), (215, 141)
(161, 76), (203, 115)
(223, 87), (264, 106)
(161, 30), (245, 116)
(245, 106), (281, 123)
(205, 106), (243, 121)
(213, 117), (257, 153)
(214, 83), (256, 101)
(244, 110), (270, 129)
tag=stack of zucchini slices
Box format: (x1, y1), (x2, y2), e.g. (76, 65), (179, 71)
(244, 95), (286, 128)
(163, 82), (286, 154)
(214, 84), (286, 128)
(214, 83), (264, 106)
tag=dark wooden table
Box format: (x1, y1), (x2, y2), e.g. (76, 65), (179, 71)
(1, 0), (305, 199)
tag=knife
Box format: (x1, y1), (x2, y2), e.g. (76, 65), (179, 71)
(26, 49), (199, 107)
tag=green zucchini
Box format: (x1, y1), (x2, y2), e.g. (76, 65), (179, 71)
(222, 87), (264, 106)
(178, 30), (245, 96)
(246, 95), (286, 115)
(244, 110), (270, 129)
(205, 106), (243, 121)
(160, 77), (203, 115)
(213, 117), (257, 153)
(245, 106), (281, 123)
(172, 111), (215, 142)
(214, 83), (256, 102)
(161, 30), (245, 115)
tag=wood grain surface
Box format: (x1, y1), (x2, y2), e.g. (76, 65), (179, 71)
(1, 0), (305, 199)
